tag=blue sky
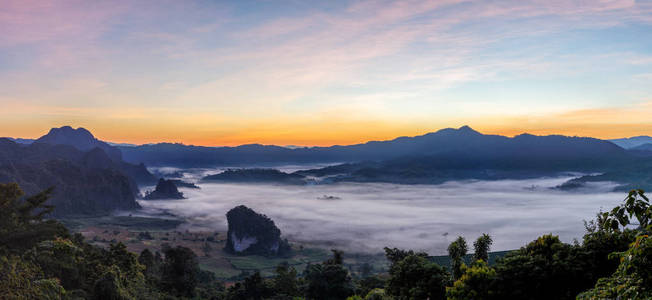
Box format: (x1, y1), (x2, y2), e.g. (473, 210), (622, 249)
(1, 0), (652, 145)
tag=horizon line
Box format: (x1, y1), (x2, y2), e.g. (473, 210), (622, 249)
(2, 125), (642, 149)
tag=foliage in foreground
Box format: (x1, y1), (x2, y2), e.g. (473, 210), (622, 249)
(1, 182), (652, 299)
(0, 182), (217, 299)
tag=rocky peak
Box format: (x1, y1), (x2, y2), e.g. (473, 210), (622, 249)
(143, 178), (184, 200)
(35, 126), (122, 161)
(224, 205), (290, 256)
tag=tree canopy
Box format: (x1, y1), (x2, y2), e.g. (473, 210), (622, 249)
(1, 182), (651, 299)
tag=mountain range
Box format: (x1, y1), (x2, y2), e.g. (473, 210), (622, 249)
(182, 126), (645, 187)
(8, 127), (652, 167)
(116, 126), (635, 168)
(3, 125), (652, 214)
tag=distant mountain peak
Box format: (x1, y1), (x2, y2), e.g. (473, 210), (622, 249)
(36, 126), (122, 161)
(458, 125), (479, 133)
(433, 125), (481, 136)
(43, 126), (95, 140)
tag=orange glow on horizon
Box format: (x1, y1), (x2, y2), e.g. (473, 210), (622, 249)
(5, 120), (652, 148)
(2, 101), (652, 147)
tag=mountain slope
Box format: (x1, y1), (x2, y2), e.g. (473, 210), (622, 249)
(3, 137), (34, 144)
(609, 136), (652, 149)
(0, 139), (140, 216)
(296, 141), (633, 185)
(631, 143), (652, 152)
(34, 126), (156, 185)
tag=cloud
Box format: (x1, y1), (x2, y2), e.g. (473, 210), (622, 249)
(173, 0), (652, 112)
(0, 0), (126, 46)
(471, 100), (652, 138)
(1, 0), (652, 144)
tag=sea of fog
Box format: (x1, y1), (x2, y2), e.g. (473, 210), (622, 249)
(138, 167), (624, 255)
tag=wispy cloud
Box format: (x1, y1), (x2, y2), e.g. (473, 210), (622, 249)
(1, 0), (651, 144)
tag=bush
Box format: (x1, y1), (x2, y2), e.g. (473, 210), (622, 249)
(579, 235), (652, 299)
(385, 253), (449, 300)
(446, 260), (496, 300)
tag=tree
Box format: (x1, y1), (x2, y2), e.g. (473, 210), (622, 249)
(448, 236), (468, 280)
(601, 189), (652, 232)
(0, 183), (161, 299)
(138, 249), (162, 286)
(226, 271), (273, 300)
(383, 247), (428, 264)
(196, 269), (225, 299)
(0, 183), (68, 254)
(576, 213), (636, 288)
(87, 243), (149, 299)
(272, 262), (299, 298)
(385, 250), (449, 300)
(492, 234), (582, 300)
(355, 275), (385, 297)
(245, 272), (273, 299)
(93, 265), (132, 300)
(446, 260), (497, 300)
(579, 190), (652, 298)
(0, 255), (65, 299)
(473, 234), (493, 262)
(161, 246), (200, 297)
(26, 237), (85, 291)
(578, 235), (652, 299)
(304, 250), (354, 300)
(363, 288), (388, 300)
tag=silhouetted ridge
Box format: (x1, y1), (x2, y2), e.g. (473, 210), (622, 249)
(36, 126), (123, 161)
(119, 126), (625, 168)
(291, 129), (634, 184)
(34, 126), (156, 185)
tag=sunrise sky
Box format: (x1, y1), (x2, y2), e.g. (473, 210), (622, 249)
(2, 0), (652, 146)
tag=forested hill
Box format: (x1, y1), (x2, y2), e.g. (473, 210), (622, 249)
(118, 126), (626, 167)
(0, 126), (158, 216)
(295, 134), (640, 185)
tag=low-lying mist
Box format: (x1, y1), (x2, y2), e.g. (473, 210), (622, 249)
(137, 175), (623, 255)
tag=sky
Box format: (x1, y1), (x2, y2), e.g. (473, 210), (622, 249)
(2, 0), (652, 146)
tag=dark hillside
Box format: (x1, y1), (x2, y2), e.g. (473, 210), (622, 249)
(0, 139), (141, 216)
